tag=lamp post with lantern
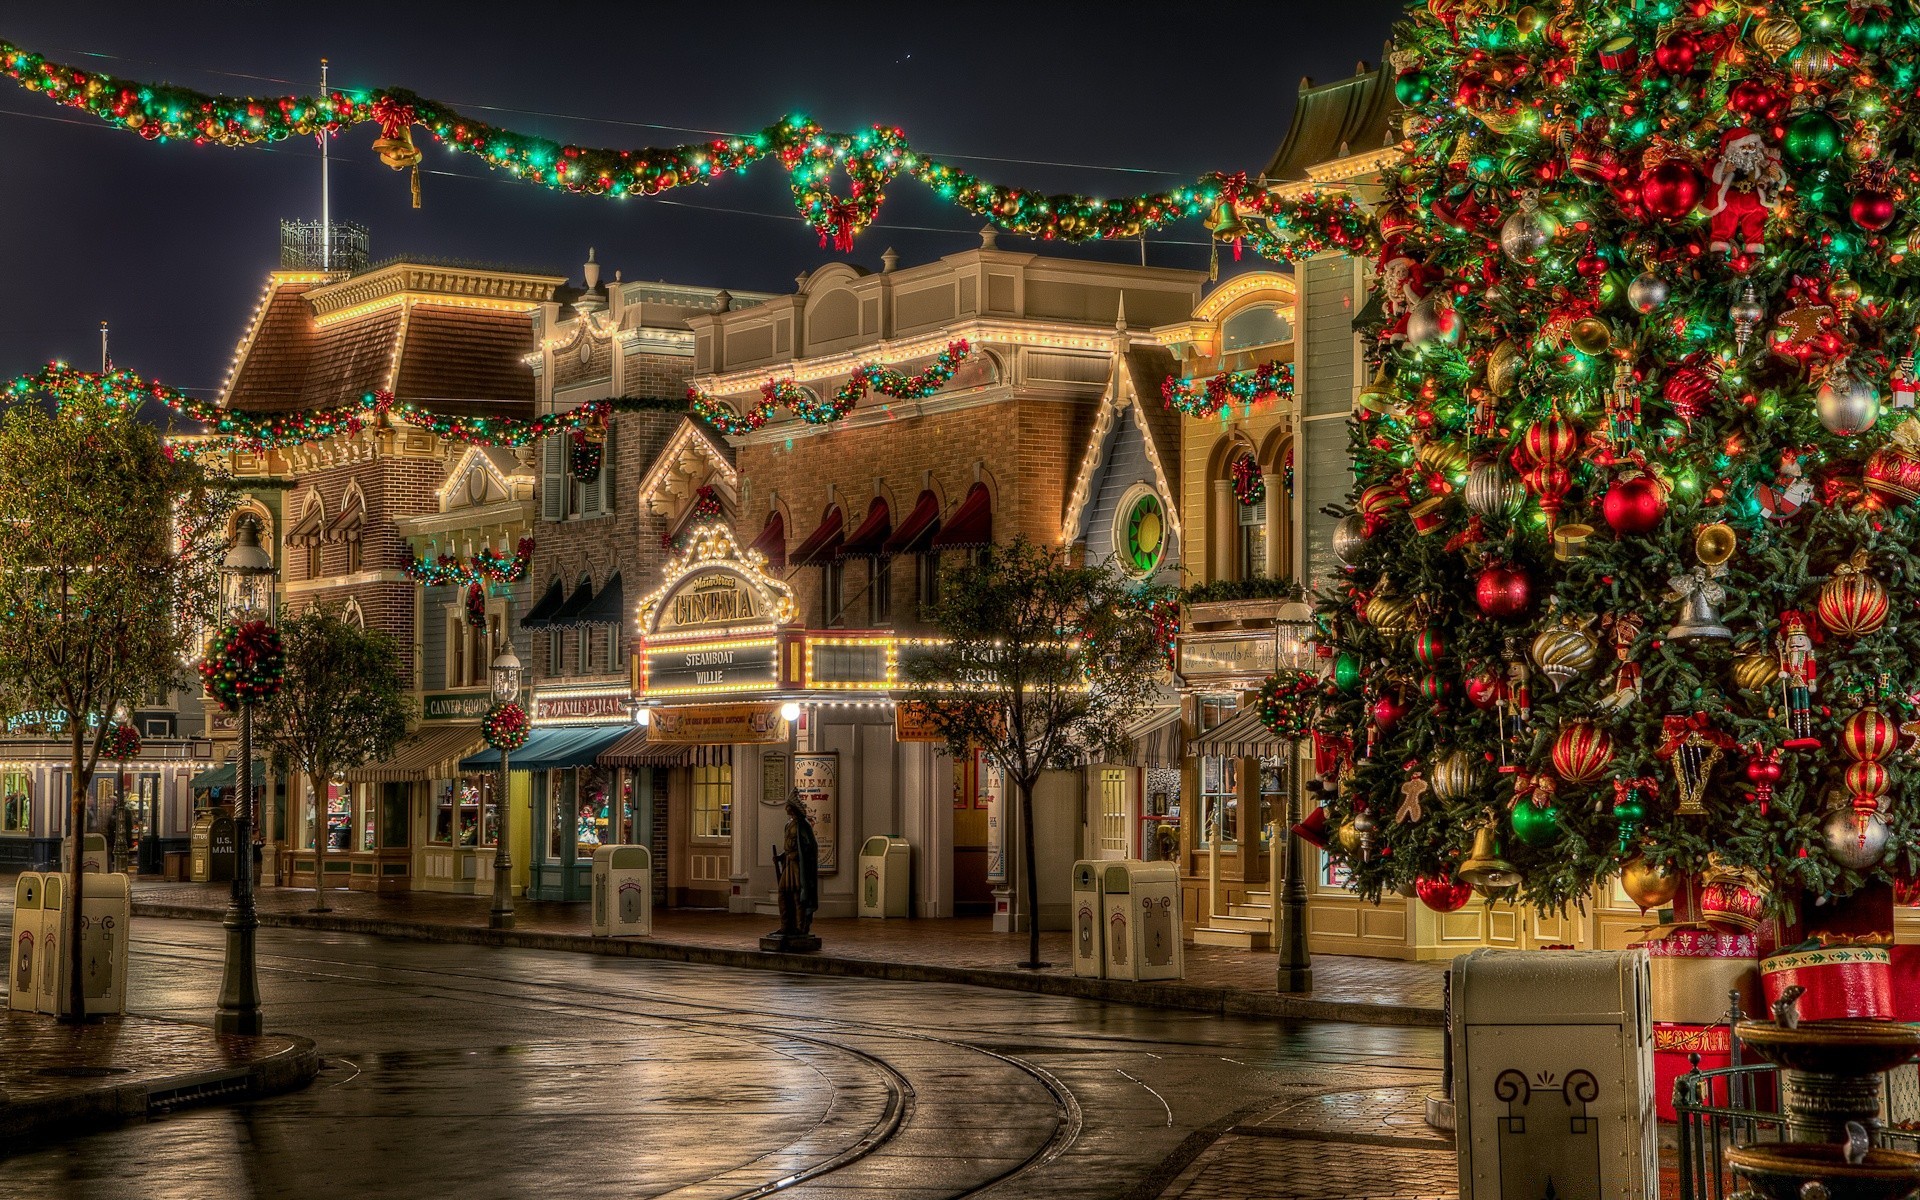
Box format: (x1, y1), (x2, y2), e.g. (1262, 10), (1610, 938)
(488, 641), (523, 931)
(215, 516), (276, 1036)
(1273, 601), (1318, 995)
(109, 700), (132, 874)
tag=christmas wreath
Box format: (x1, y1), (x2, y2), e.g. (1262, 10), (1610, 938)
(1231, 453), (1265, 507)
(1256, 668), (1320, 739)
(569, 429), (603, 483)
(101, 722), (142, 761)
(198, 619), (284, 711)
(466, 581), (488, 628)
(483, 701), (530, 751)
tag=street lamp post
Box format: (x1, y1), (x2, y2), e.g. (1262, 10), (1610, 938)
(110, 700), (131, 875)
(1274, 602), (1318, 996)
(216, 517), (275, 1036)
(489, 641), (522, 931)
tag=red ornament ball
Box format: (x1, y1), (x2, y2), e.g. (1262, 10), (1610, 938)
(1370, 692), (1408, 732)
(1652, 31), (1699, 74)
(1841, 707), (1899, 763)
(1415, 874), (1475, 914)
(1851, 190), (1897, 233)
(1602, 473), (1668, 535)
(1640, 160), (1702, 223)
(1728, 80), (1784, 122)
(1552, 721), (1616, 785)
(1463, 668), (1502, 710)
(1475, 562), (1532, 618)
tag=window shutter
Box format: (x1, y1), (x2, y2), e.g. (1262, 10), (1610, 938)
(540, 436), (566, 522)
(1299, 251), (1360, 593)
(594, 423), (614, 515)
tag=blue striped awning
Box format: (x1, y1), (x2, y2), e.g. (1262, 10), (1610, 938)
(459, 725), (629, 772)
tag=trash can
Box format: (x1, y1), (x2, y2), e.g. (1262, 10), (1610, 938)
(857, 836), (911, 918)
(1452, 948), (1656, 1200)
(58, 833), (109, 874)
(34, 872), (62, 1014)
(1070, 861), (1104, 978)
(9, 872), (43, 1012)
(1101, 860), (1183, 982)
(590, 845), (652, 937)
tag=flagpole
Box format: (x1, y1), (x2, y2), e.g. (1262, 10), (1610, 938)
(319, 58), (330, 271)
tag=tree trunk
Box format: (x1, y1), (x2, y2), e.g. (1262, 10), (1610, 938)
(61, 722), (89, 1024)
(310, 770), (331, 913)
(1020, 776), (1041, 969)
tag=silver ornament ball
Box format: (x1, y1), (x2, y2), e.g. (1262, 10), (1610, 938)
(1627, 271), (1670, 314)
(1406, 297), (1461, 349)
(1821, 806), (1890, 871)
(1332, 513), (1369, 566)
(1499, 202), (1556, 264)
(1816, 371), (1880, 436)
(1464, 461), (1523, 519)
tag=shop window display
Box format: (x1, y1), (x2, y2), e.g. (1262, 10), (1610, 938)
(693, 764), (731, 840)
(577, 767), (609, 851)
(432, 776), (490, 846)
(2, 771), (29, 833)
(1199, 755), (1237, 847)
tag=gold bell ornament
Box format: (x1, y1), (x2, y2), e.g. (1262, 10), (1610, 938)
(1458, 817), (1521, 896)
(371, 99), (425, 209)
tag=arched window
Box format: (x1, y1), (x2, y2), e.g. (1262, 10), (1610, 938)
(1220, 305), (1293, 354)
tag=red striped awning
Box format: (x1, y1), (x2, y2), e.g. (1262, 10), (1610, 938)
(839, 497), (891, 558)
(790, 505), (844, 568)
(882, 490), (941, 555)
(930, 482), (992, 550)
(748, 510), (785, 573)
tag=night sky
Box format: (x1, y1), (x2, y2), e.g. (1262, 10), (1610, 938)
(0, 1), (1407, 399)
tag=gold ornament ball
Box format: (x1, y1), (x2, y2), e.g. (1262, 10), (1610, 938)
(1429, 750), (1482, 803)
(1530, 623), (1600, 690)
(1732, 652), (1781, 693)
(1334, 820), (1364, 856)
(1753, 16), (1801, 59)
(1486, 339), (1522, 397)
(1620, 855), (1682, 910)
(1570, 317), (1612, 356)
(1417, 440), (1472, 478)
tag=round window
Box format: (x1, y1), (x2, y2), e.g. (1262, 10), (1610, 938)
(1117, 489), (1166, 576)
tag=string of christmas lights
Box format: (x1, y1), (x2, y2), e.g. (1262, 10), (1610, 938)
(690, 340), (972, 432)
(1161, 360), (1296, 418)
(0, 39), (1372, 263)
(403, 537), (534, 587)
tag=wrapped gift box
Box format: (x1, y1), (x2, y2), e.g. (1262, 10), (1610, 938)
(1652, 1023), (1774, 1122)
(1643, 926), (1761, 1025)
(1761, 941), (1894, 1022)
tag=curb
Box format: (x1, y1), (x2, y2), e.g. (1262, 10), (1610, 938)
(0, 1029), (320, 1156)
(131, 902), (1443, 1028)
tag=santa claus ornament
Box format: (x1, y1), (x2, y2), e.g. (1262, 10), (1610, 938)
(1704, 127), (1784, 255)
(1376, 239), (1440, 344)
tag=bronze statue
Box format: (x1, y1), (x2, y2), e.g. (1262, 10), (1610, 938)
(762, 792), (821, 952)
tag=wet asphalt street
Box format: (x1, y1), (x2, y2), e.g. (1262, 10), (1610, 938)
(0, 920), (1444, 1199)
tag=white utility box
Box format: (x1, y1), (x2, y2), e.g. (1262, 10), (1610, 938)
(857, 836), (910, 919)
(1070, 860), (1104, 978)
(1101, 860), (1183, 982)
(590, 845), (652, 937)
(1452, 948), (1656, 1200)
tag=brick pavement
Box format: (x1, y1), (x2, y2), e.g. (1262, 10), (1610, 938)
(0, 1008), (319, 1154)
(112, 878), (1448, 1024)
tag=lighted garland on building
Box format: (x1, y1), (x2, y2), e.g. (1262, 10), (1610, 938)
(1256, 668), (1320, 740)
(1160, 360), (1295, 418)
(101, 722), (142, 761)
(405, 537), (533, 587)
(690, 341), (972, 431)
(1230, 452), (1266, 507)
(0, 39), (1372, 263)
(482, 701), (529, 751)
(198, 619), (284, 711)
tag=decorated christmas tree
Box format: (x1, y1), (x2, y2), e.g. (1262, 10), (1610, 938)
(1321, 0), (1920, 916)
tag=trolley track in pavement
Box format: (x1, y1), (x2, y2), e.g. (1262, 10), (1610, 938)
(135, 938), (1080, 1199)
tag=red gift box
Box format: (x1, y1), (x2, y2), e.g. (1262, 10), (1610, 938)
(1761, 941), (1894, 1022)
(1652, 1023), (1775, 1122)
(1641, 926), (1761, 1024)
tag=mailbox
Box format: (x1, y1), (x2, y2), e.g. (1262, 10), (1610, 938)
(191, 812), (236, 883)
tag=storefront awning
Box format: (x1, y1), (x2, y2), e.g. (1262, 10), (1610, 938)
(748, 510), (785, 573)
(343, 724), (486, 784)
(790, 505), (844, 568)
(838, 497), (891, 558)
(520, 579), (565, 629)
(1189, 707), (1282, 760)
(881, 489), (941, 556)
(190, 758), (266, 791)
(459, 725), (630, 772)
(596, 728), (692, 768)
(1117, 705), (1186, 767)
(547, 576), (596, 627)
(574, 572), (624, 626)
(930, 482), (992, 550)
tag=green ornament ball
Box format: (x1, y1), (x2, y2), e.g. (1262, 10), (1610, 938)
(1842, 11), (1892, 49)
(1394, 69), (1432, 107)
(1612, 796), (1645, 827)
(1510, 801), (1563, 848)
(1783, 111), (1843, 166)
(1333, 652), (1362, 693)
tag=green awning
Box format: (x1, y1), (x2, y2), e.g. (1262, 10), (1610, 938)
(459, 725), (629, 772)
(189, 759), (267, 791)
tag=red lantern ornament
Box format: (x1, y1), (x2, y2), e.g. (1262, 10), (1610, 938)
(1851, 189), (1897, 233)
(1745, 745), (1783, 815)
(1602, 470), (1668, 535)
(1475, 561), (1533, 618)
(1552, 720), (1616, 785)
(1415, 874), (1475, 914)
(1640, 159), (1703, 223)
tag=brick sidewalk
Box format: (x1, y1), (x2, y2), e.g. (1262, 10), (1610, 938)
(0, 1008), (319, 1154)
(117, 878), (1447, 1025)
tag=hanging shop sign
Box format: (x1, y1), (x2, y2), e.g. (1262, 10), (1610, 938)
(637, 523), (796, 640)
(422, 692), (492, 721)
(531, 686), (631, 726)
(794, 752), (839, 874)
(761, 750), (791, 807)
(894, 701), (948, 743)
(649, 702), (788, 745)
(1178, 632), (1279, 682)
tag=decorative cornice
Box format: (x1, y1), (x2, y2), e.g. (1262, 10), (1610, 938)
(308, 263), (566, 327)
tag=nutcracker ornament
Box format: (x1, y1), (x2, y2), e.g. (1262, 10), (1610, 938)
(1703, 127), (1784, 255)
(1498, 637), (1532, 772)
(1893, 354), (1916, 411)
(1776, 610), (1822, 749)
(1598, 612), (1644, 712)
